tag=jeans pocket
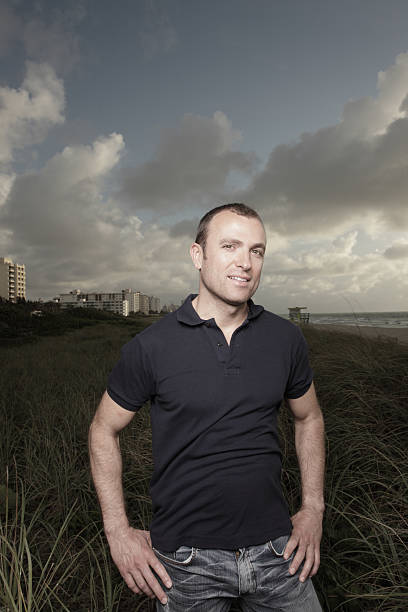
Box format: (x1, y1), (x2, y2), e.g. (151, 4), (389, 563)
(267, 534), (291, 557)
(153, 545), (197, 566)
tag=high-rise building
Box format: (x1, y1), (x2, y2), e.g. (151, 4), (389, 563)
(134, 291), (150, 315)
(149, 295), (161, 313)
(123, 290), (150, 315)
(0, 257), (26, 302)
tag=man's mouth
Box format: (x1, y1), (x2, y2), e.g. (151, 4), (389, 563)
(228, 275), (250, 283)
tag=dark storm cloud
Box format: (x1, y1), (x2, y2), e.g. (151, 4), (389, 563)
(120, 111), (256, 211)
(384, 242), (408, 259)
(241, 52), (408, 237)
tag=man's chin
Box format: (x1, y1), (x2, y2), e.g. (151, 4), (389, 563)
(222, 290), (255, 307)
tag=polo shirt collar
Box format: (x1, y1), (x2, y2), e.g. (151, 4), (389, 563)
(176, 293), (264, 326)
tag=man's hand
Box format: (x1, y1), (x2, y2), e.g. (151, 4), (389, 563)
(283, 506), (323, 582)
(106, 526), (173, 605)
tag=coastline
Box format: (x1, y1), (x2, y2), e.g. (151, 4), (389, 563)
(310, 323), (408, 345)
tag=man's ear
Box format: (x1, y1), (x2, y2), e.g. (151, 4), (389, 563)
(190, 242), (203, 271)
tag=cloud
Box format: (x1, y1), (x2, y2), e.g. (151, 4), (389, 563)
(0, 133), (127, 287)
(0, 132), (196, 302)
(1, 133), (125, 252)
(241, 52), (408, 237)
(169, 218), (199, 239)
(384, 240), (408, 259)
(1, 41), (407, 310)
(121, 111), (256, 211)
(259, 230), (408, 310)
(0, 61), (65, 165)
(0, 173), (15, 207)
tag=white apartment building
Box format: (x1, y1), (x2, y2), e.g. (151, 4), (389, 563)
(123, 290), (150, 315)
(0, 257), (26, 302)
(58, 289), (160, 317)
(59, 290), (129, 316)
(149, 295), (161, 313)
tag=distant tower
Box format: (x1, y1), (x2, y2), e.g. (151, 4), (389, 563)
(288, 306), (310, 324)
(0, 257), (26, 302)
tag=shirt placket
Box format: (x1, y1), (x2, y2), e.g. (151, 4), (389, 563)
(203, 319), (249, 373)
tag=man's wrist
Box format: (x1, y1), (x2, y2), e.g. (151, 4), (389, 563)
(301, 499), (325, 514)
(104, 519), (130, 539)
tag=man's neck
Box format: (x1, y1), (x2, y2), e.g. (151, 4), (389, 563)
(191, 293), (249, 333)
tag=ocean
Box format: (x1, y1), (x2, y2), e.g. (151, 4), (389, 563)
(279, 311), (408, 328)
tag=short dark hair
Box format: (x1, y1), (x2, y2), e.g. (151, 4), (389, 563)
(195, 203), (263, 251)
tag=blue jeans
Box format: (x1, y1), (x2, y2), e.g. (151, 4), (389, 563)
(153, 534), (322, 611)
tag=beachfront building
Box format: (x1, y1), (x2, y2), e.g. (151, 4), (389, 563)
(0, 257), (26, 302)
(59, 290), (129, 316)
(58, 289), (160, 316)
(288, 306), (310, 324)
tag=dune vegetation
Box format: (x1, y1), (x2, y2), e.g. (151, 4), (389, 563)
(0, 315), (407, 611)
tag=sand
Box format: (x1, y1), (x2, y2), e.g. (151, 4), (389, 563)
(310, 323), (408, 345)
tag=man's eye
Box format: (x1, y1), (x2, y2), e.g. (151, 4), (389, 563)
(223, 244), (234, 249)
(252, 249), (264, 256)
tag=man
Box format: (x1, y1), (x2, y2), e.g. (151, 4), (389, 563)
(89, 203), (325, 611)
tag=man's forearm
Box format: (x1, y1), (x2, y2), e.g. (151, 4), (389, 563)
(89, 422), (129, 535)
(294, 410), (325, 512)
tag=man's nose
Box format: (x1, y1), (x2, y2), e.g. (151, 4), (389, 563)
(235, 250), (251, 270)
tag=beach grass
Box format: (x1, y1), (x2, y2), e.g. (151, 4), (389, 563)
(0, 320), (407, 611)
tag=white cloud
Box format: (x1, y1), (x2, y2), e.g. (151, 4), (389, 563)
(258, 229), (408, 312)
(0, 61), (65, 165)
(43, 133), (125, 186)
(0, 173), (15, 207)
(0, 132), (197, 302)
(1, 133), (125, 253)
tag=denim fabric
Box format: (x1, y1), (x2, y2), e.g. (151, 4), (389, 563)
(153, 534), (322, 611)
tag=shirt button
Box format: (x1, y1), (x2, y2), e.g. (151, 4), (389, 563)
(217, 342), (223, 347)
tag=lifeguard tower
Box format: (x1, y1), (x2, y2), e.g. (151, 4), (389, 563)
(288, 306), (310, 324)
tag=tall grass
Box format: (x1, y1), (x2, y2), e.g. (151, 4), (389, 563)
(282, 326), (408, 611)
(0, 321), (407, 610)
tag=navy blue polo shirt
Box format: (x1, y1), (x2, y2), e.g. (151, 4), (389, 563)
(107, 294), (313, 551)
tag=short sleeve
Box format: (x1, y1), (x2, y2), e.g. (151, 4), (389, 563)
(284, 330), (314, 399)
(107, 336), (155, 411)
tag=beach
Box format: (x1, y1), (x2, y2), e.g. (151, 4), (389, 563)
(311, 323), (408, 345)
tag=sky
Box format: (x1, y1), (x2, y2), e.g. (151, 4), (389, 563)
(1, 0), (408, 313)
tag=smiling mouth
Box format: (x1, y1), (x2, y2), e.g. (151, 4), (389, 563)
(228, 275), (250, 283)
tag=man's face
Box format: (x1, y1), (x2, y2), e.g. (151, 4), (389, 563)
(191, 210), (266, 307)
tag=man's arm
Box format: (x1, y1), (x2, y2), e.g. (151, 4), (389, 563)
(284, 381), (325, 582)
(89, 391), (172, 605)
